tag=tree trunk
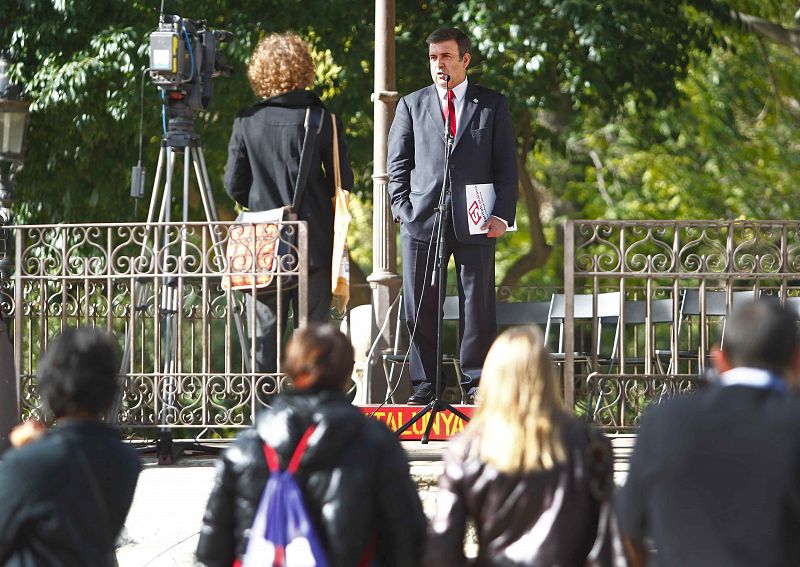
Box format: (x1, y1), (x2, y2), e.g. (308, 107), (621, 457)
(498, 115), (553, 289)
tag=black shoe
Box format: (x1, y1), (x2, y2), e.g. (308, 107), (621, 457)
(463, 387), (479, 405)
(407, 384), (434, 405)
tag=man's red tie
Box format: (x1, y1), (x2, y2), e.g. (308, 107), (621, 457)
(443, 89), (456, 138)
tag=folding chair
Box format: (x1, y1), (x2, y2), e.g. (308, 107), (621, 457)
(495, 300), (552, 330)
(608, 298), (676, 374)
(380, 295), (465, 403)
(545, 292), (621, 372)
(659, 289), (756, 373)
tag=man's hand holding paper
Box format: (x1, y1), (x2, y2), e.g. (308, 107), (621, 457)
(466, 183), (516, 237)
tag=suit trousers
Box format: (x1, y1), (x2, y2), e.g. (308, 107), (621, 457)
(401, 221), (497, 392)
(244, 266), (331, 381)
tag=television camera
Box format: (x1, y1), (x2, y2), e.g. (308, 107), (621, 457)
(149, 15), (233, 117)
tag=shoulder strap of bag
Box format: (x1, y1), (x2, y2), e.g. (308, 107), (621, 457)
(262, 424), (318, 474)
(71, 440), (118, 563)
(331, 113), (342, 189)
(290, 107), (325, 215)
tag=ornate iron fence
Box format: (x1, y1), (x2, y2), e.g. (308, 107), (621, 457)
(6, 220), (308, 438)
(565, 220), (800, 430)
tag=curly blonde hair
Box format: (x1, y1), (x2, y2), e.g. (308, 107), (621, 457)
(247, 32), (315, 99)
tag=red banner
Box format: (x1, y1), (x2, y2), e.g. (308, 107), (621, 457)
(359, 405), (475, 441)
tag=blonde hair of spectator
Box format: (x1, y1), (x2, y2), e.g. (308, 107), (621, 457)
(465, 326), (567, 473)
(247, 32), (315, 98)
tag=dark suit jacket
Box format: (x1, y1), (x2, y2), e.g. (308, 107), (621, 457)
(0, 421), (141, 566)
(387, 83), (518, 245)
(618, 384), (800, 567)
(224, 90), (355, 268)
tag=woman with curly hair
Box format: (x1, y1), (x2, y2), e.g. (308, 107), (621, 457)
(225, 32), (354, 378)
(425, 326), (627, 566)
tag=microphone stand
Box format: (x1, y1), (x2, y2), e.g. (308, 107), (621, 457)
(395, 77), (471, 444)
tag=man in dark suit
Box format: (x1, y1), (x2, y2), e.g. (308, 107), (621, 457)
(618, 300), (800, 567)
(225, 32), (354, 379)
(387, 27), (518, 405)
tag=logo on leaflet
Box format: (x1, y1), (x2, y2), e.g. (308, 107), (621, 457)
(468, 200), (482, 225)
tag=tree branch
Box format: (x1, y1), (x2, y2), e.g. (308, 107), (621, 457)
(731, 11), (800, 55)
(757, 35), (781, 121)
(588, 150), (614, 208)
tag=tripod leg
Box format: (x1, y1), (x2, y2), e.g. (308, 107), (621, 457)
(190, 147), (252, 374)
(393, 401), (435, 436)
(113, 145), (168, 424)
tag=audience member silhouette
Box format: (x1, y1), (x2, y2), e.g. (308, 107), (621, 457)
(0, 327), (141, 566)
(196, 323), (426, 567)
(618, 300), (800, 566)
(426, 326), (626, 566)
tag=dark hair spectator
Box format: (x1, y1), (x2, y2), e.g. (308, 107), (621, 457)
(197, 324), (426, 567)
(722, 300), (799, 374)
(0, 327), (141, 566)
(37, 326), (121, 418)
(618, 300), (800, 566)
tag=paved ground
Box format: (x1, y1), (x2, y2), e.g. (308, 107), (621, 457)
(115, 436), (633, 566)
(116, 442), (446, 567)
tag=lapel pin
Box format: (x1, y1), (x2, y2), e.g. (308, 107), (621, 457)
(473, 98), (478, 103)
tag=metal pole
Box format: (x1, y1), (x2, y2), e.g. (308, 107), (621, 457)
(367, 0), (402, 403)
(0, 161), (20, 453)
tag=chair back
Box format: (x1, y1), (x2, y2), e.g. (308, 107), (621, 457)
(495, 300), (551, 327)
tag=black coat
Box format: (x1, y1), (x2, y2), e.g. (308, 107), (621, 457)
(224, 90), (355, 268)
(618, 384), (800, 567)
(196, 389), (427, 567)
(0, 421), (141, 567)
(426, 419), (612, 567)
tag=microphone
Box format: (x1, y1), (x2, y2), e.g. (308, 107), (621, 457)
(442, 73), (453, 142)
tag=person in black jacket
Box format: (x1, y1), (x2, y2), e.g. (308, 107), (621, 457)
(196, 323), (427, 567)
(225, 32), (355, 379)
(618, 300), (800, 567)
(0, 327), (141, 567)
(425, 326), (622, 566)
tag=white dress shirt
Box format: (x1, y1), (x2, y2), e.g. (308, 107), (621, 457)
(433, 78), (508, 229)
(434, 78), (469, 135)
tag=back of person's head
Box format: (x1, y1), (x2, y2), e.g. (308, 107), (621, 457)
(37, 327), (121, 419)
(247, 32), (314, 99)
(468, 326), (566, 473)
(284, 324), (354, 391)
(426, 27), (472, 58)
(723, 300), (800, 374)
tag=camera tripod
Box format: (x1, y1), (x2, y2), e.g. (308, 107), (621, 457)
(116, 107), (249, 464)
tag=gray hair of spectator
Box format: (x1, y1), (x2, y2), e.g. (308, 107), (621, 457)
(426, 27), (472, 58)
(37, 327), (121, 418)
(723, 300), (800, 374)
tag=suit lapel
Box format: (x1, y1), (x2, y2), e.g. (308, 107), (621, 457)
(423, 85), (446, 144)
(453, 84), (478, 149)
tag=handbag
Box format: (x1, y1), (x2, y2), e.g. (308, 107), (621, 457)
(223, 107), (325, 294)
(330, 114), (351, 311)
(585, 426), (631, 567)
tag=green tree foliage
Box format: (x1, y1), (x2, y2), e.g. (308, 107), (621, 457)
(4, 0), (800, 290)
(1, 0), (375, 223)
